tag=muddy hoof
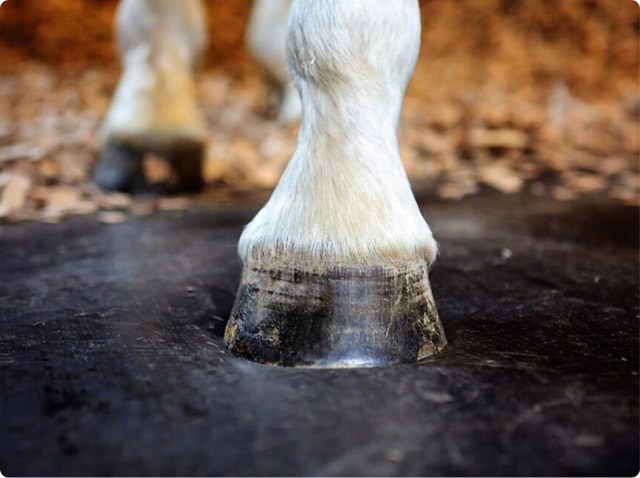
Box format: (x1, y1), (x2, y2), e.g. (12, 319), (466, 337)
(94, 139), (204, 194)
(224, 261), (447, 367)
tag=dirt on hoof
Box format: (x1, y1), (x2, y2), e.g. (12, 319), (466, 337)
(225, 262), (446, 367)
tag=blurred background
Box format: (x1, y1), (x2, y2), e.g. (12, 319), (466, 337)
(0, 0), (637, 223)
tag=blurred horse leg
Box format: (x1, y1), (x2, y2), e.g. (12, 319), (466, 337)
(247, 0), (301, 123)
(95, 0), (207, 193)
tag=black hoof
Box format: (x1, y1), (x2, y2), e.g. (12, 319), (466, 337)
(164, 138), (205, 194)
(94, 138), (204, 194)
(94, 141), (145, 193)
(224, 261), (447, 367)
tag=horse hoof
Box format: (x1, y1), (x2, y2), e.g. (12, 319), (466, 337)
(94, 141), (145, 193)
(224, 261), (447, 367)
(94, 138), (204, 194)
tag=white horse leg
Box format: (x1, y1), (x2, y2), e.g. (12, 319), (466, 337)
(95, 0), (207, 192)
(247, 0), (302, 123)
(225, 0), (446, 366)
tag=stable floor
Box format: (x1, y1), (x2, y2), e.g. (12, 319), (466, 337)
(0, 192), (638, 476)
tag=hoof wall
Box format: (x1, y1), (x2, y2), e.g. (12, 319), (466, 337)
(94, 139), (204, 194)
(94, 142), (145, 193)
(224, 262), (447, 367)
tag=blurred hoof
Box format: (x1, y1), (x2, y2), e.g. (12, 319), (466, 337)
(94, 138), (205, 194)
(94, 141), (145, 193)
(224, 261), (447, 367)
(163, 138), (205, 194)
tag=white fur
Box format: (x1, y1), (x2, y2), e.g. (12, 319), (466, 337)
(247, 0), (302, 123)
(99, 0), (207, 147)
(239, 0), (437, 267)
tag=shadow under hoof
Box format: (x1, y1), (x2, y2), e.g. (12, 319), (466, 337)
(94, 139), (205, 194)
(224, 262), (447, 368)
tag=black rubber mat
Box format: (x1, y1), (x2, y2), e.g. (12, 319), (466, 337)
(1, 192), (637, 476)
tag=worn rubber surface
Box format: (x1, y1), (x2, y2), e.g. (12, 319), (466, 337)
(0, 192), (637, 476)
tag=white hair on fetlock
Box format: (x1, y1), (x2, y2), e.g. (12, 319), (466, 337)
(239, 0), (437, 269)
